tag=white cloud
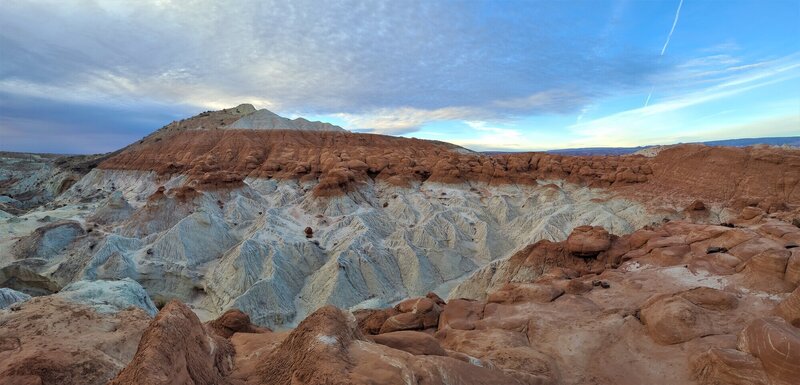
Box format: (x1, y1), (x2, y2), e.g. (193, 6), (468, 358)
(565, 56), (800, 148)
(335, 106), (489, 134)
(492, 90), (589, 113)
(0, 0), (660, 117)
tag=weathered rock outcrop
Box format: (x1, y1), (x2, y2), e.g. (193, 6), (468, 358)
(206, 308), (271, 338)
(640, 288), (738, 345)
(444, 214), (800, 384)
(55, 278), (158, 316)
(6, 213), (800, 385)
(35, 166), (657, 329)
(246, 306), (547, 385)
(565, 225), (612, 257)
(108, 301), (236, 385)
(775, 286), (800, 326)
(450, 226), (613, 300)
(0, 287), (30, 309)
(737, 317), (800, 385)
(0, 296), (150, 385)
(12, 220), (84, 260)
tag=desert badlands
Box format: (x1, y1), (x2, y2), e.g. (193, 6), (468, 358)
(0, 105), (799, 385)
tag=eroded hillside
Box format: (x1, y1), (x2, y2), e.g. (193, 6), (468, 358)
(0, 105), (798, 385)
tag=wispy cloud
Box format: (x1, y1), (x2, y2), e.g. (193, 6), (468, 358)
(0, 1), (661, 140)
(569, 55), (800, 148)
(339, 106), (489, 135)
(448, 121), (533, 151)
(343, 90), (592, 135)
(645, 0), (685, 107)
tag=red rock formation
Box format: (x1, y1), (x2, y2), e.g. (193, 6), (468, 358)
(100, 128), (655, 196)
(487, 283), (565, 304)
(97, 106), (800, 211)
(353, 307), (399, 335)
(370, 331), (447, 356)
(206, 308), (271, 339)
(640, 288), (738, 345)
(647, 144), (800, 210)
(565, 225), (612, 258)
(254, 306), (358, 385)
(775, 287), (800, 327)
(249, 305), (544, 385)
(108, 301), (236, 385)
(0, 297), (150, 385)
(437, 298), (485, 331)
(737, 317), (800, 385)
(692, 348), (770, 385)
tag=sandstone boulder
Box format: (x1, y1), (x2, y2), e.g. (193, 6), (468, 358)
(354, 308), (399, 335)
(206, 308), (271, 339)
(737, 317), (800, 385)
(0, 296), (150, 385)
(380, 312), (426, 333)
(641, 295), (715, 345)
(774, 287), (800, 327)
(487, 283), (564, 304)
(692, 348), (770, 385)
(370, 331), (447, 356)
(566, 225), (612, 258)
(438, 299), (484, 331)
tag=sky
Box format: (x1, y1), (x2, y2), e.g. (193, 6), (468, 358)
(0, 0), (799, 154)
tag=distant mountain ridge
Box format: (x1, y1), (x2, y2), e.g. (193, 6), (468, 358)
(482, 136), (800, 156)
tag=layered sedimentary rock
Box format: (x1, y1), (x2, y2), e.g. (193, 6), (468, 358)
(97, 104), (800, 208)
(737, 317), (800, 385)
(3, 165), (659, 327)
(55, 278), (158, 316)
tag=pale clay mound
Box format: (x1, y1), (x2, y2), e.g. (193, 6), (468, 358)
(3, 168), (663, 328)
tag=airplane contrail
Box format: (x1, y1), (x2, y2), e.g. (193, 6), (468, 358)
(661, 0), (684, 55)
(645, 0), (684, 107)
